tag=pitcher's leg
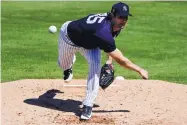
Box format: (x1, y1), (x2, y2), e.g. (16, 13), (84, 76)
(79, 48), (101, 120)
(80, 48), (101, 107)
(58, 38), (75, 70)
(58, 28), (77, 82)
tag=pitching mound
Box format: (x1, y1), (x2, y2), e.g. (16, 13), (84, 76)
(1, 79), (187, 125)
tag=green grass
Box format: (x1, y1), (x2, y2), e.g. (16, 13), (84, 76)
(2, 1), (187, 84)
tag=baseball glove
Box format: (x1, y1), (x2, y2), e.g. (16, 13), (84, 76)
(99, 64), (114, 90)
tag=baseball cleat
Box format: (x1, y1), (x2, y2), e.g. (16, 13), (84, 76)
(63, 55), (76, 83)
(64, 68), (73, 83)
(80, 105), (92, 120)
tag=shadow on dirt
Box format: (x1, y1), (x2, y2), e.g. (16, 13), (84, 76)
(24, 89), (130, 117)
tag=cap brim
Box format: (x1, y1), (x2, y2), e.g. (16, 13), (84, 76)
(117, 13), (132, 17)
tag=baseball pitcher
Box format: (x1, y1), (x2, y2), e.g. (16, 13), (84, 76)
(58, 2), (148, 120)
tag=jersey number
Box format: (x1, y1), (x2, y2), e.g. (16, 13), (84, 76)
(86, 13), (107, 24)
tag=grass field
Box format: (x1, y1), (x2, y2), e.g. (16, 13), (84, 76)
(2, 1), (187, 84)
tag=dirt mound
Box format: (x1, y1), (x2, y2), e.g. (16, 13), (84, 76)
(1, 79), (187, 125)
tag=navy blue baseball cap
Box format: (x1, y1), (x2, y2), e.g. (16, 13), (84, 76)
(111, 2), (132, 17)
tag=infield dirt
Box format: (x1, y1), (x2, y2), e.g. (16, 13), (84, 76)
(1, 79), (187, 125)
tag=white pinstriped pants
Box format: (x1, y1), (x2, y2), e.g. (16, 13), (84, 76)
(58, 21), (101, 107)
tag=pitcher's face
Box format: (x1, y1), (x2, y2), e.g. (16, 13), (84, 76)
(112, 16), (128, 32)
